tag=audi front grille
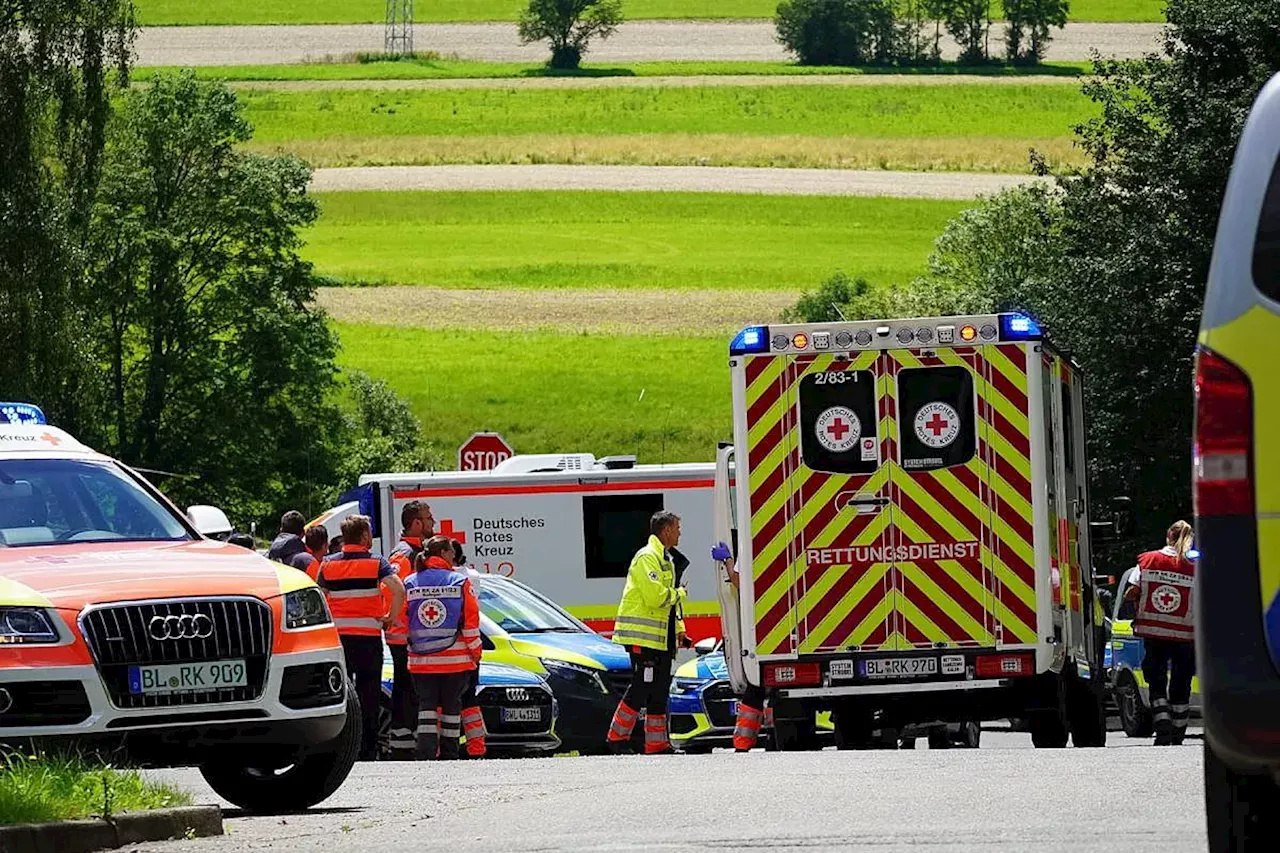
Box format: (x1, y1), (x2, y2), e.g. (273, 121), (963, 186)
(703, 681), (737, 728)
(79, 598), (273, 709)
(477, 685), (554, 735)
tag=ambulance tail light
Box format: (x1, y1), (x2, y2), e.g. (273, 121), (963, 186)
(974, 653), (1033, 679)
(762, 662), (821, 688)
(1194, 346), (1253, 517)
(731, 326), (770, 356)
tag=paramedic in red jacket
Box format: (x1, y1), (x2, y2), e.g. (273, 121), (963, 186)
(1126, 520), (1197, 745)
(406, 536), (483, 760)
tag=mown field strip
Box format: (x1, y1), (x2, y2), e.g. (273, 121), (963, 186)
(318, 285), (800, 335)
(304, 190), (966, 290)
(222, 72), (1086, 90)
(242, 83), (1094, 140)
(336, 322), (730, 465)
(308, 165), (1042, 197)
(275, 135), (1078, 172)
(136, 0), (1167, 25)
(134, 22), (1164, 67)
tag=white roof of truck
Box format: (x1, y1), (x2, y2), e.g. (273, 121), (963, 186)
(359, 453), (714, 488)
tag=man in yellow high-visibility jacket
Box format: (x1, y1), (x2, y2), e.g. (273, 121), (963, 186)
(606, 511), (687, 755)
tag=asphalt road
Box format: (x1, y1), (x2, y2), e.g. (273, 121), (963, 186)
(309, 165), (1044, 198)
(140, 731), (1206, 853)
(134, 22), (1163, 66)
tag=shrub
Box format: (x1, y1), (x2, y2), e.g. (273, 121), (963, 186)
(775, 0), (897, 67)
(517, 0), (624, 70)
(1004, 0), (1070, 65)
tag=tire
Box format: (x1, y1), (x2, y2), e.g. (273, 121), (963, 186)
(954, 721), (981, 749)
(1204, 740), (1280, 853)
(899, 737), (917, 749)
(833, 710), (874, 751)
(1030, 672), (1070, 749)
(1067, 669), (1108, 748)
(772, 717), (822, 752)
(927, 728), (952, 750)
(200, 688), (360, 814)
(1116, 673), (1153, 738)
(678, 741), (713, 755)
(376, 691), (392, 757)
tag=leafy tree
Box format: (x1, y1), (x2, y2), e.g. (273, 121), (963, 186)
(939, 0), (992, 64)
(87, 72), (344, 524)
(0, 0), (134, 435)
(1004, 0), (1069, 65)
(333, 371), (445, 489)
(775, 0), (897, 66)
(517, 0), (624, 70)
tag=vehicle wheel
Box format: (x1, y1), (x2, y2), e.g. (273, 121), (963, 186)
(872, 727), (899, 750)
(1116, 673), (1153, 738)
(678, 741), (713, 755)
(1204, 739), (1280, 853)
(1030, 672), (1070, 749)
(833, 710), (874, 751)
(376, 691), (392, 757)
(200, 688), (360, 814)
(773, 717), (821, 751)
(899, 737), (917, 749)
(927, 727), (952, 750)
(954, 721), (981, 749)
(1067, 669), (1107, 748)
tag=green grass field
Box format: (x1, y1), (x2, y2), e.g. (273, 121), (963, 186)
(137, 59), (1092, 82)
(304, 191), (967, 290)
(242, 83), (1092, 171)
(336, 323), (729, 463)
(135, 0), (1166, 25)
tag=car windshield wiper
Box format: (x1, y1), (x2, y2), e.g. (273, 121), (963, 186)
(522, 626), (579, 633)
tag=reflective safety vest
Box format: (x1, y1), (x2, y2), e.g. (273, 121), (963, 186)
(407, 557), (482, 675)
(319, 546), (388, 637)
(1133, 547), (1195, 643)
(406, 566), (466, 654)
(384, 537), (423, 645)
(613, 535), (686, 651)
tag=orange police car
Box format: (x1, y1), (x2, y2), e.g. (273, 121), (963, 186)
(0, 403), (358, 813)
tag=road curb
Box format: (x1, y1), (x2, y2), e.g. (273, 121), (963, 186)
(0, 805), (223, 853)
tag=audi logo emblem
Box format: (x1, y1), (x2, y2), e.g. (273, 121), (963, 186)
(148, 614), (214, 641)
(505, 687), (529, 702)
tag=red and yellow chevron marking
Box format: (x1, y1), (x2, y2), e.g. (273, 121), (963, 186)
(743, 343), (1037, 657)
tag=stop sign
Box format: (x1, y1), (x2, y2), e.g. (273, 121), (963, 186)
(458, 432), (513, 471)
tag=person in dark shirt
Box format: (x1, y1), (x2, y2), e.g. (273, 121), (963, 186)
(289, 525), (332, 581)
(267, 510), (307, 564)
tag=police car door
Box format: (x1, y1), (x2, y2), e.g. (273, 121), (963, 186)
(885, 346), (997, 651)
(785, 350), (895, 656)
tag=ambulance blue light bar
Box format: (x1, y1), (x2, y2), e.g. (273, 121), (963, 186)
(731, 325), (770, 355)
(998, 313), (1043, 342)
(0, 403), (47, 425)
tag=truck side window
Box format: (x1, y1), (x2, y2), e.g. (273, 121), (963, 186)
(797, 369), (878, 475)
(582, 493), (664, 579)
(897, 366), (977, 472)
(1254, 155), (1280, 298)
(1061, 383), (1076, 476)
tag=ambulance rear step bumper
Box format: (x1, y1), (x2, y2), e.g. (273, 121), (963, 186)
(780, 680), (1010, 699)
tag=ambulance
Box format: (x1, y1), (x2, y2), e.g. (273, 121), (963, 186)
(713, 313), (1112, 749)
(312, 455), (722, 639)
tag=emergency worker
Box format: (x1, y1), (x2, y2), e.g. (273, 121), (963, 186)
(318, 514), (406, 761)
(267, 510), (307, 564)
(606, 511), (686, 755)
(288, 525), (330, 581)
(406, 536), (482, 760)
(451, 539), (487, 758)
(712, 541), (769, 752)
(383, 501), (435, 759)
(1126, 520), (1197, 745)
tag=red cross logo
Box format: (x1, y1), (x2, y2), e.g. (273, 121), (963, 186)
(1153, 587), (1180, 612)
(826, 419), (851, 441)
(423, 603), (441, 622)
(39, 432), (61, 446)
(438, 519), (467, 544)
(925, 413), (950, 437)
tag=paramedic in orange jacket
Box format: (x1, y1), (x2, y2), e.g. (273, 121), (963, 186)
(383, 500), (435, 759)
(318, 514), (405, 761)
(406, 536), (483, 760)
(288, 525), (331, 582)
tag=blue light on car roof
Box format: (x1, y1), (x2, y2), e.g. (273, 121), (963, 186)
(998, 313), (1043, 342)
(0, 403), (46, 425)
(730, 325), (770, 356)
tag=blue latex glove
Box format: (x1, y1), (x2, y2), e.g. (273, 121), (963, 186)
(711, 542), (732, 562)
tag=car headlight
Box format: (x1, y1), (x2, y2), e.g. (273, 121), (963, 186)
(0, 607), (59, 645)
(540, 658), (609, 694)
(671, 677), (701, 695)
(284, 588), (331, 631)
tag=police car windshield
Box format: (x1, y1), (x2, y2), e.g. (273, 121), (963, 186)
(0, 459), (190, 547)
(475, 579), (583, 634)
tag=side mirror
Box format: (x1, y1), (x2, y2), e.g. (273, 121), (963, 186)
(187, 505), (233, 539)
(694, 637), (718, 657)
(1090, 496), (1134, 542)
